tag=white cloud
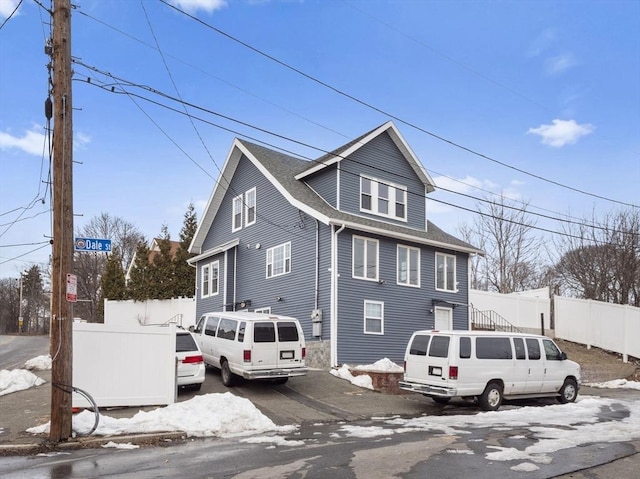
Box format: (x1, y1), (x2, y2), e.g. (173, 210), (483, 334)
(0, 0), (21, 19)
(169, 0), (227, 14)
(527, 119), (594, 147)
(546, 53), (576, 74)
(527, 28), (556, 57)
(0, 128), (46, 156)
(433, 175), (494, 195)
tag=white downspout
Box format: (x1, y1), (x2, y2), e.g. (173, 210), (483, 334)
(330, 223), (346, 367)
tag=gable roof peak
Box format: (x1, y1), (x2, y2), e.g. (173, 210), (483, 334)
(294, 121), (435, 192)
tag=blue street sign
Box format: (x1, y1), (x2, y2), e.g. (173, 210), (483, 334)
(74, 237), (112, 253)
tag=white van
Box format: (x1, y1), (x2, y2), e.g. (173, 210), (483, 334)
(190, 312), (307, 386)
(399, 330), (580, 411)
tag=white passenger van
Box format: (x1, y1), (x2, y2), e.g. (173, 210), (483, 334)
(399, 330), (580, 411)
(190, 312), (307, 386)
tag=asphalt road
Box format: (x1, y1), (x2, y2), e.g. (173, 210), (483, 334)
(1, 334), (639, 478)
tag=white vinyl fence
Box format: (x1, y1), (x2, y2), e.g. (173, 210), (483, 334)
(104, 297), (196, 329)
(554, 296), (640, 362)
(469, 288), (551, 334)
(72, 322), (176, 408)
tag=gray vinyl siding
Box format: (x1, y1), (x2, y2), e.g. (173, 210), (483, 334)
(195, 154), (331, 339)
(195, 252), (227, 317)
(339, 132), (427, 230)
(335, 229), (470, 365)
(304, 164), (338, 208)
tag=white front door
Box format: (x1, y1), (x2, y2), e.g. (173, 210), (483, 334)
(434, 307), (452, 330)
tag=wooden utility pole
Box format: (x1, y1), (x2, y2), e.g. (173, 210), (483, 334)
(50, 0), (74, 442)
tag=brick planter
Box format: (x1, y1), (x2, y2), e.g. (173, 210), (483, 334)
(349, 369), (405, 395)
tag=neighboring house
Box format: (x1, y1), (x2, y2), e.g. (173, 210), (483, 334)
(188, 121), (483, 367)
(125, 238), (181, 284)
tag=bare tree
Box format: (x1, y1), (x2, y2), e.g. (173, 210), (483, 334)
(74, 213), (144, 321)
(554, 208), (639, 306)
(459, 195), (544, 293)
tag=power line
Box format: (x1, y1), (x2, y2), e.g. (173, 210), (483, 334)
(73, 67), (637, 243)
(159, 0), (638, 210)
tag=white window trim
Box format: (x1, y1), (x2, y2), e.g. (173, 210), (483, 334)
(201, 260), (220, 298)
(232, 195), (243, 232)
(397, 244), (421, 288)
(364, 300), (384, 335)
(266, 242), (291, 279)
(360, 175), (407, 222)
(435, 252), (457, 292)
(210, 261), (219, 296)
(352, 235), (379, 281)
(244, 187), (256, 227)
(254, 307), (271, 314)
(201, 263), (210, 298)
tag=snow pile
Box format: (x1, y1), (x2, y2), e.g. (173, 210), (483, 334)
(330, 365), (374, 390)
(27, 392), (297, 439)
(0, 369), (46, 396)
(352, 358), (404, 373)
(24, 355), (52, 371)
(331, 358), (403, 389)
(585, 379), (640, 390)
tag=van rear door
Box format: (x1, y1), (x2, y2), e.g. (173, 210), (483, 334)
(276, 321), (304, 367)
(251, 321), (279, 369)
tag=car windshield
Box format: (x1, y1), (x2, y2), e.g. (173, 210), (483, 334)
(176, 333), (198, 352)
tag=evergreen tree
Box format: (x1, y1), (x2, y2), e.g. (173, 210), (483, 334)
(101, 248), (128, 301)
(150, 225), (176, 299)
(22, 265), (48, 333)
(127, 240), (152, 301)
(173, 202), (198, 297)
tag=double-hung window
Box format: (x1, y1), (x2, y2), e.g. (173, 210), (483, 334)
(232, 195), (243, 232)
(244, 188), (256, 226)
(436, 252), (456, 291)
(201, 261), (219, 298)
(232, 188), (257, 231)
(353, 236), (378, 280)
(364, 300), (384, 334)
(266, 242), (291, 278)
(360, 175), (407, 221)
(397, 245), (420, 287)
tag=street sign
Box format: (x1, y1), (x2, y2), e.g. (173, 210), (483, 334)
(74, 237), (112, 252)
(66, 273), (77, 302)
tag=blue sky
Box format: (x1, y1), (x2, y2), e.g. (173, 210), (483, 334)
(1, 0), (639, 279)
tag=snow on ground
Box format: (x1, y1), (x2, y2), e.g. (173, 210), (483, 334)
(585, 379), (640, 390)
(5, 354), (640, 472)
(23, 355), (52, 371)
(329, 358), (404, 389)
(0, 369), (46, 397)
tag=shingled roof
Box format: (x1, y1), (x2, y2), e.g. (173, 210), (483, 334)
(190, 122), (482, 256)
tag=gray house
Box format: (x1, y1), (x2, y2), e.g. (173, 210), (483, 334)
(188, 121), (483, 368)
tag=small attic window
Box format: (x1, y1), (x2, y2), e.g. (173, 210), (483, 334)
(360, 175), (407, 221)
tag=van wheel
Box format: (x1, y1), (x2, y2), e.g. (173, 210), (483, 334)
(557, 378), (578, 403)
(221, 360), (235, 387)
(432, 396), (451, 405)
(479, 382), (503, 411)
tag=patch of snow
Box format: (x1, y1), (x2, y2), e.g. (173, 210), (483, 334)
(352, 358), (403, 373)
(585, 379), (640, 390)
(102, 441), (139, 449)
(23, 355), (52, 371)
(330, 365), (374, 390)
(0, 369), (46, 396)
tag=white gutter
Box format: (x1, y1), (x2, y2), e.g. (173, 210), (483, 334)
(330, 223), (346, 367)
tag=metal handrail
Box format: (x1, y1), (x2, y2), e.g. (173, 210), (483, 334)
(470, 304), (522, 333)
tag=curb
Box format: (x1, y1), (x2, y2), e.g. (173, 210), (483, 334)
(0, 431), (187, 457)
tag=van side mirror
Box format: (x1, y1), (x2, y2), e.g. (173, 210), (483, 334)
(188, 325), (195, 332)
(560, 351), (567, 360)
